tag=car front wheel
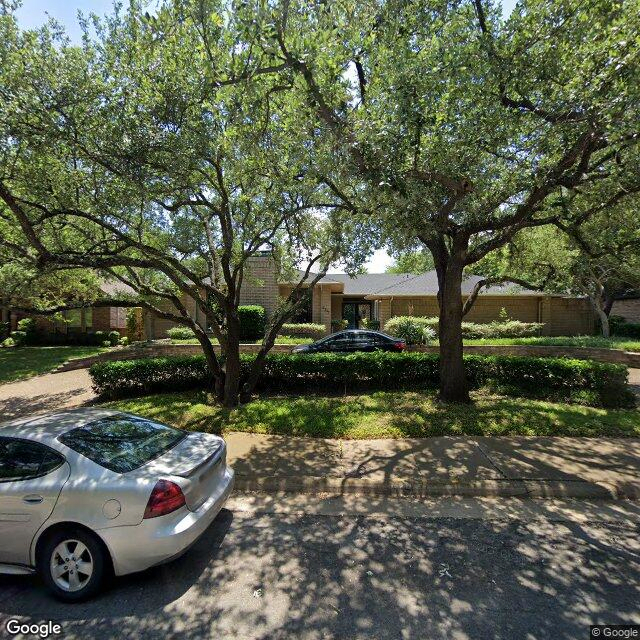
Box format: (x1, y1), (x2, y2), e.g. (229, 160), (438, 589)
(39, 528), (106, 602)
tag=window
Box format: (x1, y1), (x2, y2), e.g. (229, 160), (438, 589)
(110, 307), (126, 329)
(0, 438), (65, 482)
(58, 416), (187, 473)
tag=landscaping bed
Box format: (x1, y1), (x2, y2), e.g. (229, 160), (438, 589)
(90, 352), (635, 408)
(103, 389), (640, 439)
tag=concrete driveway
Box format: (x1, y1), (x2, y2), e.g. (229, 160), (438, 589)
(0, 495), (639, 639)
(0, 369), (96, 421)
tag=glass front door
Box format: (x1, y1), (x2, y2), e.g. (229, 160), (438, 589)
(342, 302), (371, 329)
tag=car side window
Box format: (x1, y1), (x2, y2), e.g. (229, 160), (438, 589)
(0, 437), (65, 483)
(325, 332), (353, 349)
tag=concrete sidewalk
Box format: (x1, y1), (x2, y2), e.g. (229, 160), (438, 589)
(226, 433), (640, 499)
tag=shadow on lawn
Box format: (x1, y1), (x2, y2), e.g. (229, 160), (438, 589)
(112, 389), (640, 439)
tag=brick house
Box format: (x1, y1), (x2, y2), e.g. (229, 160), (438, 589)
(147, 254), (596, 338)
(3, 255), (596, 340)
(4, 280), (132, 338)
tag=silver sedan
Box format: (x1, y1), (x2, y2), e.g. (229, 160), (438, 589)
(0, 408), (234, 601)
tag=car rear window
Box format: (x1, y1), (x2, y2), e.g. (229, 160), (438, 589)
(58, 416), (187, 473)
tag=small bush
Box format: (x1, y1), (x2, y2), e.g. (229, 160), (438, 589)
(108, 330), (121, 346)
(611, 319), (640, 339)
(239, 305), (266, 341)
(8, 330), (27, 347)
(16, 318), (38, 345)
(1, 337), (16, 348)
(119, 336), (130, 346)
(167, 326), (196, 340)
(384, 317), (436, 344)
(278, 323), (326, 339)
(331, 319), (348, 332)
(90, 352), (633, 408)
(361, 319), (381, 330)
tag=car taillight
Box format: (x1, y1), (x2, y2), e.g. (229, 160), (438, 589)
(394, 342), (405, 350)
(143, 480), (186, 519)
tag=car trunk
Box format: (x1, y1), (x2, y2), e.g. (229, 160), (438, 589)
(143, 432), (226, 511)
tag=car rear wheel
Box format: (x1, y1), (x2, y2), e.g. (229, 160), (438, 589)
(39, 529), (106, 602)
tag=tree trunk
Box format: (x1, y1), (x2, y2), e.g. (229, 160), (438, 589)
(590, 296), (611, 338)
(222, 313), (242, 407)
(434, 238), (470, 403)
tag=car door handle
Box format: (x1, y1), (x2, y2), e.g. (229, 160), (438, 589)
(23, 495), (43, 504)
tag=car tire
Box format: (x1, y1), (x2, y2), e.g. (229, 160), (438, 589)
(38, 528), (107, 602)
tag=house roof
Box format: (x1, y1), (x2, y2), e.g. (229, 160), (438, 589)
(99, 279), (138, 298)
(322, 270), (542, 297)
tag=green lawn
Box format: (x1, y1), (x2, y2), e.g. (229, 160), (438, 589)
(0, 346), (107, 385)
(104, 389), (640, 439)
(462, 336), (640, 351)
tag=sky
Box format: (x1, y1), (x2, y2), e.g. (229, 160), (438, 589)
(15, 0), (520, 273)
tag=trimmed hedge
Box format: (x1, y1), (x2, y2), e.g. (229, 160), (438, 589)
(90, 352), (633, 408)
(167, 326), (196, 340)
(279, 323), (326, 339)
(239, 305), (266, 341)
(384, 316), (545, 340)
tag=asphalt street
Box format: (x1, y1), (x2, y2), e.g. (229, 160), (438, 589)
(1, 494), (639, 640)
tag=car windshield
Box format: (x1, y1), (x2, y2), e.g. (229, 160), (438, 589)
(58, 416), (187, 473)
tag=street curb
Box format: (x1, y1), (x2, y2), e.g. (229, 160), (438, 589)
(234, 475), (640, 500)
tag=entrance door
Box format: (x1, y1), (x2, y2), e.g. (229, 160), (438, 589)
(342, 302), (372, 329)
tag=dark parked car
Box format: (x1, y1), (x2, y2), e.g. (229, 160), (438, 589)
(291, 330), (406, 354)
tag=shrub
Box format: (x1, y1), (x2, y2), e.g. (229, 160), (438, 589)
(238, 305), (266, 341)
(361, 319), (381, 330)
(278, 323), (326, 339)
(384, 316), (436, 345)
(90, 352), (633, 408)
(90, 356), (210, 399)
(119, 336), (130, 346)
(384, 316), (544, 340)
(8, 330), (27, 347)
(126, 308), (145, 342)
(167, 326), (196, 340)
(108, 330), (121, 346)
(611, 319), (640, 339)
(331, 319), (348, 332)
(16, 317), (38, 345)
(1, 337), (16, 348)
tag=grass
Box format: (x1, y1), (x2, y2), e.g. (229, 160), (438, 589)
(104, 389), (640, 439)
(461, 336), (640, 351)
(0, 346), (108, 385)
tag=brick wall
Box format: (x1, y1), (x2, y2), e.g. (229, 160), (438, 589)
(240, 255), (279, 318)
(611, 299), (640, 323)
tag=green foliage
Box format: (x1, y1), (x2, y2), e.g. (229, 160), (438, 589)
(386, 250), (435, 274)
(90, 352), (633, 408)
(384, 316), (544, 340)
(361, 318), (380, 330)
(238, 305), (266, 341)
(8, 330), (26, 346)
(16, 317), (37, 345)
(383, 317), (436, 345)
(119, 336), (130, 346)
(126, 309), (145, 342)
(278, 323), (326, 339)
(1, 337), (16, 348)
(611, 320), (640, 339)
(108, 330), (121, 346)
(331, 319), (349, 332)
(166, 326), (196, 341)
